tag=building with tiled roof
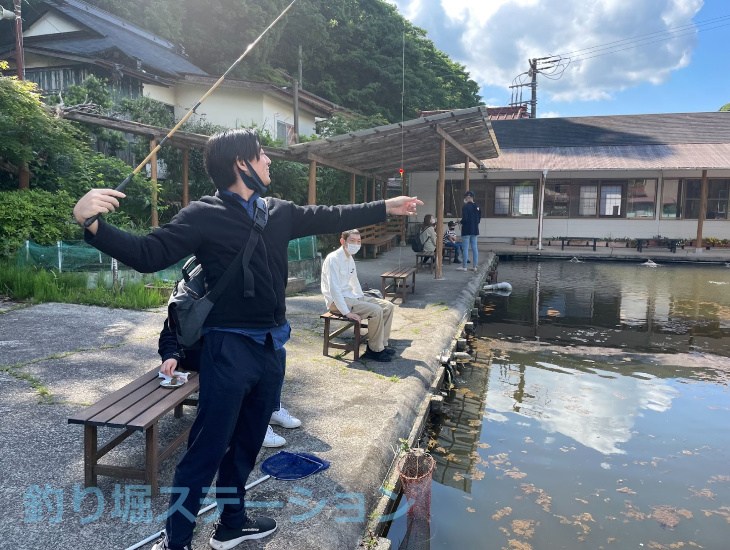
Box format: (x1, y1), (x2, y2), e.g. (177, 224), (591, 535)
(409, 111), (730, 241)
(0, 0), (343, 142)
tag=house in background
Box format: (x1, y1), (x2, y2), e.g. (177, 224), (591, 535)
(0, 0), (341, 143)
(408, 111), (730, 241)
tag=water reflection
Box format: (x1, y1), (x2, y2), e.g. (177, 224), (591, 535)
(486, 360), (679, 455)
(484, 260), (730, 356)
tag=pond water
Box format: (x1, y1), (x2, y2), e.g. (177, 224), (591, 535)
(387, 260), (730, 550)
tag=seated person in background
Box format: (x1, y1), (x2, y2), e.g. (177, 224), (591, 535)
(419, 214), (437, 264)
(158, 318), (300, 448)
(443, 220), (461, 263)
(321, 229), (397, 363)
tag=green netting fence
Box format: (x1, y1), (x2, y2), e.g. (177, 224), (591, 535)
(16, 235), (320, 285)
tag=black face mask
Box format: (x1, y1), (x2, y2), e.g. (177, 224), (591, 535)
(239, 159), (268, 196)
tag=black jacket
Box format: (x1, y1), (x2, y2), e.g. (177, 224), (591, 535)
(86, 192), (386, 329)
(158, 318), (201, 371)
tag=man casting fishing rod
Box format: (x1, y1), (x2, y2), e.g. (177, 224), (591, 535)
(73, 129), (422, 550)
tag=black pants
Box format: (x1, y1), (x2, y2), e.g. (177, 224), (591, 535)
(166, 331), (284, 548)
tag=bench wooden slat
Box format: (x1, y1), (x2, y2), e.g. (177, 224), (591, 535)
(68, 369), (159, 424)
(68, 368), (200, 495)
(381, 266), (416, 302)
(82, 379), (163, 429)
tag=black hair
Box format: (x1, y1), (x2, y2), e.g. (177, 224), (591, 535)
(204, 129), (261, 191)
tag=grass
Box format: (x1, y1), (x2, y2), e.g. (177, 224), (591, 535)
(0, 261), (168, 310)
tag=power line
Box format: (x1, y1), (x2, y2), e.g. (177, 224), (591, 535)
(552, 13), (730, 59)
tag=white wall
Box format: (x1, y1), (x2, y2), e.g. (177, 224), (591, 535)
(409, 168), (730, 241)
(262, 94), (318, 138)
(24, 13), (83, 37)
(143, 82), (318, 137)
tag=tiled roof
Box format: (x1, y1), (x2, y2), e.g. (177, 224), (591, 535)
(20, 0), (207, 79)
(491, 112), (730, 148)
(481, 143), (730, 171)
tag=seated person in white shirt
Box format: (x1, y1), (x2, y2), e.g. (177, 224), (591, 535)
(321, 229), (396, 363)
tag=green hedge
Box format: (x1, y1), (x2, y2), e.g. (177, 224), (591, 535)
(0, 189), (81, 258)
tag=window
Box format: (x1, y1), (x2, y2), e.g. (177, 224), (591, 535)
(494, 185), (510, 215)
(707, 179), (729, 219)
(579, 185), (597, 216)
(684, 179), (702, 219)
(661, 179), (681, 219)
(626, 179), (656, 218)
(544, 183), (569, 217)
(512, 185), (535, 216)
(600, 184), (623, 216)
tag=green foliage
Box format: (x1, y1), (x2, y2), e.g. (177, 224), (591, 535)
(71, 0), (481, 123)
(0, 190), (80, 258)
(721, 103), (730, 112)
(0, 74), (87, 191)
(62, 74), (114, 109)
(0, 261), (167, 309)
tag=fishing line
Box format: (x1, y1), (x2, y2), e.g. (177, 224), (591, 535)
(83, 0), (299, 227)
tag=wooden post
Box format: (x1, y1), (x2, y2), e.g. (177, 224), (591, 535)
(350, 173), (356, 204)
(308, 159), (317, 205)
(463, 156), (470, 193)
(150, 138), (159, 228)
(182, 148), (190, 207)
(435, 138), (446, 279)
(695, 169), (708, 252)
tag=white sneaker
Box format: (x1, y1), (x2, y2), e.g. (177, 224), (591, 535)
(262, 425), (286, 448)
(471, 265), (478, 272)
(270, 407), (302, 429)
(151, 534), (192, 550)
(457, 266), (468, 271)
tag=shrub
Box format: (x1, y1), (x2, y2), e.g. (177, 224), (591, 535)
(0, 190), (80, 258)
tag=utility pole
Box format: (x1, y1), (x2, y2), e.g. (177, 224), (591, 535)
(510, 56), (564, 119)
(1, 1), (23, 78)
(529, 58), (537, 119)
(13, 0), (24, 79)
(298, 44), (302, 89)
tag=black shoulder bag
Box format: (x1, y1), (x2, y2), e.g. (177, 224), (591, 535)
(167, 198), (268, 347)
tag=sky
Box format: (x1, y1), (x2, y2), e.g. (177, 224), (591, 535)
(387, 0), (730, 118)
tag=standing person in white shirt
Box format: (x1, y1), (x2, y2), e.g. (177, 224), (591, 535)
(321, 229), (396, 363)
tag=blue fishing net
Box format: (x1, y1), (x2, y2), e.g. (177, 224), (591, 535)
(260, 451), (330, 480)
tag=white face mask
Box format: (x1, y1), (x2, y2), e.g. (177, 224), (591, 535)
(346, 243), (361, 256)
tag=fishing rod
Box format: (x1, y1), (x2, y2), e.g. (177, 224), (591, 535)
(84, 0), (299, 228)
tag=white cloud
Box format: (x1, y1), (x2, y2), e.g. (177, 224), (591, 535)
(389, 0), (703, 104)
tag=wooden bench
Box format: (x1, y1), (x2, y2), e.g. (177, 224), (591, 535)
(559, 237), (598, 251)
(359, 223), (399, 259)
(415, 252), (435, 272)
(381, 266), (417, 303)
(320, 311), (368, 360)
(68, 368), (200, 495)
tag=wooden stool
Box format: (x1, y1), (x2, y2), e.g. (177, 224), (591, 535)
(381, 267), (417, 303)
(320, 312), (368, 360)
(415, 253), (435, 271)
(442, 246), (456, 264)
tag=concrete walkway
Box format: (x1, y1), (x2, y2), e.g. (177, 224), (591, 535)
(0, 244), (491, 550)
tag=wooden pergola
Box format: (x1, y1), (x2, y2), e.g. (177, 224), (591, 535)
(62, 105), (501, 279)
(285, 106), (501, 278)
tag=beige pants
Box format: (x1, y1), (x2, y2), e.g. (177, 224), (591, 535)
(330, 296), (395, 352)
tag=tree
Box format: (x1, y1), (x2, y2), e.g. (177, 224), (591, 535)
(721, 103), (730, 112)
(71, 0), (482, 122)
(0, 63), (85, 191)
